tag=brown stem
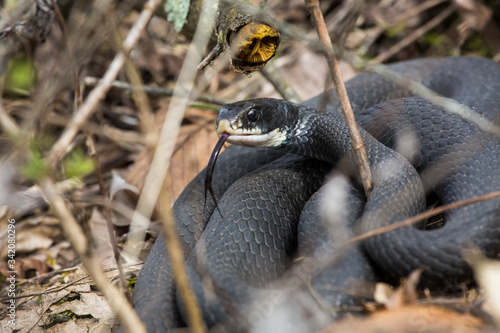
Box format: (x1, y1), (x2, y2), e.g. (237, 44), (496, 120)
(83, 76), (227, 105)
(63, 6), (133, 305)
(261, 64), (301, 103)
(159, 185), (206, 333)
(305, 0), (373, 197)
(370, 5), (455, 65)
(46, 0), (163, 168)
(346, 190), (500, 246)
(197, 43), (221, 70)
(39, 178), (146, 333)
(85, 129), (133, 304)
(123, 1), (218, 331)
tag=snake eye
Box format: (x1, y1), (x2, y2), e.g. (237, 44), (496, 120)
(247, 109), (258, 122)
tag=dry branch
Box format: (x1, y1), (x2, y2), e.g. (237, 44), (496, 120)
(0, 100), (21, 138)
(85, 130), (132, 304)
(346, 190), (500, 246)
(369, 64), (500, 136)
(159, 186), (206, 333)
(83, 77), (227, 105)
(39, 178), (146, 333)
(305, 0), (373, 197)
(355, 0), (447, 54)
(46, 0), (163, 168)
(370, 5), (456, 65)
(123, 1), (219, 331)
(261, 64), (301, 102)
(123, 0), (216, 260)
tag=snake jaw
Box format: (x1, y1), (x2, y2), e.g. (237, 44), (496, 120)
(217, 119), (286, 147)
(227, 129), (286, 147)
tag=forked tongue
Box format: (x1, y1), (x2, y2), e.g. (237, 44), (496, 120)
(204, 132), (229, 217)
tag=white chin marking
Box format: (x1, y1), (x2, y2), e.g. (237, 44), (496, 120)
(227, 129), (285, 148)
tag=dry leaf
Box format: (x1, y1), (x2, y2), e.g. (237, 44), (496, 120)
(463, 247), (500, 327)
(109, 170), (139, 201)
(320, 304), (485, 333)
(374, 268), (422, 309)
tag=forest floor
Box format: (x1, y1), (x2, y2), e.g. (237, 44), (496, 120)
(0, 0), (500, 332)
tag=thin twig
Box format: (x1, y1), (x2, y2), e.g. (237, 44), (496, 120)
(85, 130), (133, 304)
(345, 190), (500, 246)
(83, 76), (227, 105)
(100, 18), (157, 303)
(39, 178), (146, 333)
(385, 0), (447, 28)
(305, 0), (373, 197)
(261, 63), (301, 103)
(0, 262), (143, 302)
(197, 43), (221, 70)
(357, 0), (447, 54)
(45, 0), (163, 169)
(58, 0), (134, 305)
(369, 65), (500, 136)
(370, 5), (455, 65)
(159, 183), (206, 333)
(27, 293), (58, 333)
(123, 1), (219, 331)
(0, 99), (21, 138)
(114, 14), (157, 147)
(123, 0), (216, 260)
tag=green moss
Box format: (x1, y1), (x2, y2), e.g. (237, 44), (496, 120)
(21, 148), (49, 181)
(384, 22), (407, 38)
(419, 32), (455, 57)
(20, 136), (54, 181)
(463, 34), (491, 57)
(421, 32), (446, 46)
(62, 149), (95, 180)
(4, 57), (37, 95)
(20, 137), (94, 181)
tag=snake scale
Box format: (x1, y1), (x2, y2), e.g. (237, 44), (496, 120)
(131, 57), (500, 332)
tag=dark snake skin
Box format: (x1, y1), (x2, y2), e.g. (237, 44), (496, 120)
(131, 57), (500, 332)
(132, 146), (286, 331)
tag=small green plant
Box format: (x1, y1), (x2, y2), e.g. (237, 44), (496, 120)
(128, 276), (137, 294)
(20, 136), (95, 181)
(62, 149), (95, 180)
(385, 22), (407, 38)
(21, 145), (50, 181)
(4, 57), (37, 95)
(464, 34), (490, 57)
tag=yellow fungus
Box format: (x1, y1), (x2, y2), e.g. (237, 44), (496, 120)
(230, 22), (280, 64)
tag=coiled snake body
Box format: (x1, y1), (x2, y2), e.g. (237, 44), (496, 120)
(132, 57), (500, 332)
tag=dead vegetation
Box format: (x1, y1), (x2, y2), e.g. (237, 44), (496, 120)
(0, 0), (499, 332)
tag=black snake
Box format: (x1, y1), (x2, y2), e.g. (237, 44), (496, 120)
(131, 57), (500, 332)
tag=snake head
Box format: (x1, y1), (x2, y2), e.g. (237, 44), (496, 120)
(217, 98), (299, 147)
